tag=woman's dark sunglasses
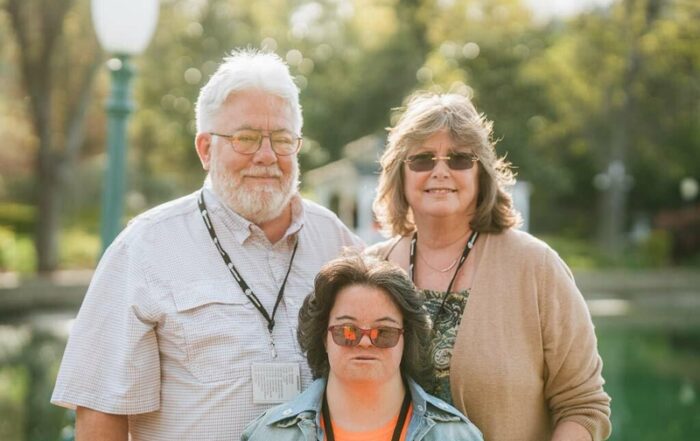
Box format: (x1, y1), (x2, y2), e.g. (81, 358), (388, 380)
(327, 325), (404, 348)
(404, 152), (479, 172)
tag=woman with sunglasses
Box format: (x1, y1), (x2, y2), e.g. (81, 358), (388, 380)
(368, 92), (611, 441)
(241, 253), (483, 441)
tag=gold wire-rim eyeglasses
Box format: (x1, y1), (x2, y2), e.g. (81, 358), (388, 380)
(210, 130), (302, 156)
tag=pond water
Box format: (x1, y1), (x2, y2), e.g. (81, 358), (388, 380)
(597, 324), (700, 439)
(0, 313), (698, 440)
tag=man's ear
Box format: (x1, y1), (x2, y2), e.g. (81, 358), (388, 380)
(195, 133), (212, 171)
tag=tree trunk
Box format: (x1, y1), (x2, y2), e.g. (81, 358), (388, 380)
(35, 144), (62, 273)
(4, 0), (99, 274)
(597, 0), (663, 256)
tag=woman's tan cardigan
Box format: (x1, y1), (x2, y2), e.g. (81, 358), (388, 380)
(368, 228), (611, 441)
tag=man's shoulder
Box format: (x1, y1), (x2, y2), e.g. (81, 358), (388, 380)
(133, 191), (199, 223)
(300, 198), (343, 223)
(298, 198), (364, 248)
(111, 191), (199, 248)
(128, 191), (197, 226)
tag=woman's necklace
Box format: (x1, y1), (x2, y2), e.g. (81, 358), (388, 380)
(418, 249), (458, 273)
(409, 231), (479, 317)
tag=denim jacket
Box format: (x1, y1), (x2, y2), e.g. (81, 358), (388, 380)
(241, 377), (483, 441)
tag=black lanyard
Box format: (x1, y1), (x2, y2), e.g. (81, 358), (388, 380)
(197, 191), (298, 342)
(409, 230), (478, 314)
(322, 389), (411, 441)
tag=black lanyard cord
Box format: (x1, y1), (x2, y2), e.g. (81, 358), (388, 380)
(322, 388), (411, 441)
(409, 230), (478, 315)
(198, 191), (298, 333)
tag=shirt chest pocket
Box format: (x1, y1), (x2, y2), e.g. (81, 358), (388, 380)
(172, 280), (265, 384)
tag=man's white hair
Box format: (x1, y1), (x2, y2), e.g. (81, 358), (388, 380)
(195, 48), (303, 134)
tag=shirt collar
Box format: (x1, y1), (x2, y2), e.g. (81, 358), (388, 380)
(285, 194), (305, 237)
(201, 185), (305, 245)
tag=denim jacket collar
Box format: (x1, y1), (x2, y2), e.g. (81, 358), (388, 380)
(265, 376), (468, 428)
(408, 378), (469, 423)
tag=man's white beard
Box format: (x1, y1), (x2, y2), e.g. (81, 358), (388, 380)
(209, 148), (299, 225)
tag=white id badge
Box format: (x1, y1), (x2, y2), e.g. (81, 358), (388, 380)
(251, 363), (301, 404)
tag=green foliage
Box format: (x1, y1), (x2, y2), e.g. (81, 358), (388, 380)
(0, 227), (99, 272)
(636, 229), (673, 267)
(58, 228), (100, 269)
(539, 234), (602, 269)
(1, 0), (699, 270)
(0, 330), (68, 441)
(541, 230), (675, 269)
(522, 0), (700, 235)
(0, 225), (99, 273)
(0, 327), (66, 441)
(0, 203), (35, 235)
(21, 332), (67, 441)
(0, 226), (14, 270)
(0, 366), (26, 441)
(0, 227), (35, 273)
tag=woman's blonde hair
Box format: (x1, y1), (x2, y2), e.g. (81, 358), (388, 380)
(373, 92), (520, 237)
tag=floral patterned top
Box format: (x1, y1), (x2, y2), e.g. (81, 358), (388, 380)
(421, 288), (470, 404)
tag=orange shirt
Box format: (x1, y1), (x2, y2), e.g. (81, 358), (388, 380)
(321, 404), (413, 441)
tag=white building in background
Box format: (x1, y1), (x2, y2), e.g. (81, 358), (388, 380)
(306, 134), (531, 244)
(306, 135), (384, 244)
(512, 180), (531, 232)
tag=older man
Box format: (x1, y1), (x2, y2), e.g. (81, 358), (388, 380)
(51, 49), (363, 441)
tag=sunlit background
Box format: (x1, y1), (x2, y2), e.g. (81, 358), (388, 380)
(0, 0), (698, 440)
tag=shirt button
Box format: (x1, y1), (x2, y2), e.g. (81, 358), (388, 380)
(282, 408), (293, 415)
(417, 405), (424, 412)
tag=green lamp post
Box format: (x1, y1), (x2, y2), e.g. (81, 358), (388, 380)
(92, 0), (159, 252)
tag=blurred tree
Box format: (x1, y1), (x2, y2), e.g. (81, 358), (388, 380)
(20, 331), (67, 441)
(595, 0), (664, 254)
(300, 0), (429, 161)
(0, 330), (67, 441)
(2, 0), (697, 268)
(522, 0), (699, 243)
(2, 0), (102, 273)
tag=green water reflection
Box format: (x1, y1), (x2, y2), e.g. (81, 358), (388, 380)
(0, 318), (698, 440)
(598, 325), (700, 439)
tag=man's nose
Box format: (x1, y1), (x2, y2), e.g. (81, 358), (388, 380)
(252, 136), (277, 164)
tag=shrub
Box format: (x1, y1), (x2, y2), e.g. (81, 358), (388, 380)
(0, 203), (35, 235)
(0, 227), (35, 273)
(59, 229), (100, 269)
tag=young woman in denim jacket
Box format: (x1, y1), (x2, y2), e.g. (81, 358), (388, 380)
(241, 254), (483, 441)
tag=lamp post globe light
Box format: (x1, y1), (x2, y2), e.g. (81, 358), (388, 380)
(92, 0), (159, 251)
